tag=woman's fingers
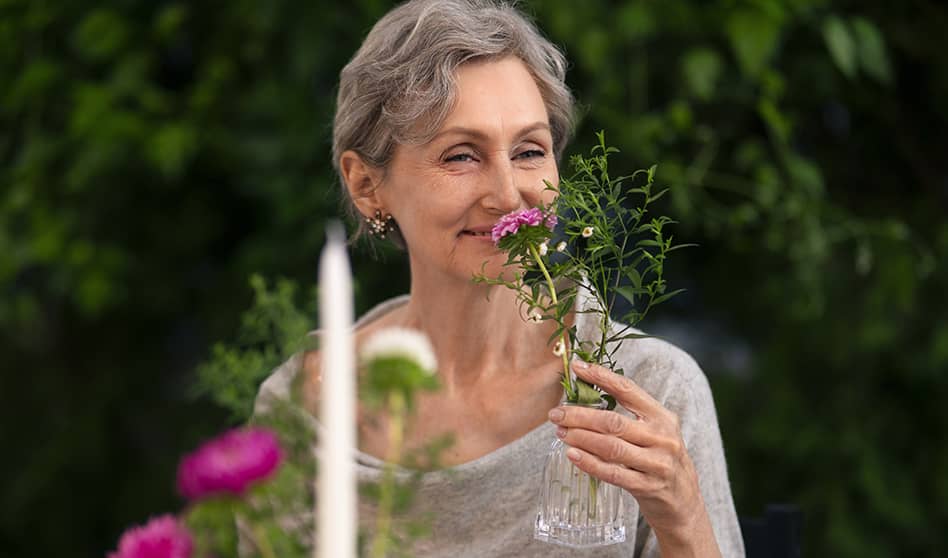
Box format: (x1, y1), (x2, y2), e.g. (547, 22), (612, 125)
(571, 360), (665, 419)
(549, 404), (659, 446)
(561, 446), (656, 494)
(556, 427), (669, 476)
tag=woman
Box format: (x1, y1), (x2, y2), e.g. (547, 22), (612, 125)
(256, 0), (744, 556)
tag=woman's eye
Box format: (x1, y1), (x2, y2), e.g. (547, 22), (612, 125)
(445, 153), (476, 163)
(515, 149), (546, 160)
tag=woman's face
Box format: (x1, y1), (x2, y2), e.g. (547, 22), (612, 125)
(378, 56), (559, 282)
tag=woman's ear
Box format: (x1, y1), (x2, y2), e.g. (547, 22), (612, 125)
(339, 150), (385, 218)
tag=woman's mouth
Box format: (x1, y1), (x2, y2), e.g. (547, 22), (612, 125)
(460, 229), (494, 240)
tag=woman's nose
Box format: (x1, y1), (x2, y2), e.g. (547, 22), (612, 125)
(482, 159), (523, 213)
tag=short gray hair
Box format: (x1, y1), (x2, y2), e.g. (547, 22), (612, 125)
(332, 0), (575, 242)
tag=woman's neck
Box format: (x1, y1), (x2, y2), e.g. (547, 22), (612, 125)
(398, 268), (558, 396)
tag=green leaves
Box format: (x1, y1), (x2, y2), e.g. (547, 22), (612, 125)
(851, 17), (892, 83)
(727, 10), (783, 78)
(195, 275), (316, 420)
(823, 16), (858, 78)
(822, 16), (892, 83)
(73, 9), (129, 62)
(682, 48), (724, 101)
(147, 121), (200, 178)
(183, 497), (240, 557)
(496, 222), (555, 257)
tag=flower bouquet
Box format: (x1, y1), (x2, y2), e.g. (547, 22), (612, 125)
(108, 426), (296, 558)
(475, 132), (688, 547)
(358, 327), (441, 558)
(108, 325), (439, 558)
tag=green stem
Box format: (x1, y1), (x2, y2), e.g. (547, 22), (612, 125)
(588, 476), (599, 519)
(252, 523), (278, 558)
(598, 290), (609, 365)
(529, 244), (573, 399)
(370, 391), (406, 558)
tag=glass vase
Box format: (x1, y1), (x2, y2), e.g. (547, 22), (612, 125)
(534, 405), (626, 548)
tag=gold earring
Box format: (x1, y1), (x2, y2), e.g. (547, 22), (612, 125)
(366, 209), (395, 239)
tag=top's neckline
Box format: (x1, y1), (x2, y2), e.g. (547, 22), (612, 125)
(349, 294), (549, 477)
(340, 292), (596, 478)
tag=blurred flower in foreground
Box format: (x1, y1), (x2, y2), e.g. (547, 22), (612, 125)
(176, 427), (283, 500)
(360, 327), (440, 410)
(360, 327), (440, 558)
(362, 327), (438, 374)
(108, 514), (193, 558)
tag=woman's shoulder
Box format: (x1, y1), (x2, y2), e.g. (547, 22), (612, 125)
(614, 331), (705, 383)
(608, 328), (714, 418)
(253, 294), (412, 416)
(253, 350), (311, 415)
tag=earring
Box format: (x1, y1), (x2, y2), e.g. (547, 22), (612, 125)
(366, 209), (396, 239)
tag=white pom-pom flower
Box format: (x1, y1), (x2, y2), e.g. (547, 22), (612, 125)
(581, 226), (594, 238)
(556, 241), (567, 252)
(360, 327), (437, 374)
(538, 241), (549, 256)
(552, 339), (566, 357)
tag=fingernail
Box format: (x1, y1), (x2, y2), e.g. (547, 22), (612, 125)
(573, 360), (589, 370)
(556, 426), (567, 439)
(548, 408), (565, 422)
(566, 448), (581, 462)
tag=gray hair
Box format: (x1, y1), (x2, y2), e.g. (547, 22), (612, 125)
(332, 0), (576, 244)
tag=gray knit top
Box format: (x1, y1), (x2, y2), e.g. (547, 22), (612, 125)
(253, 293), (745, 557)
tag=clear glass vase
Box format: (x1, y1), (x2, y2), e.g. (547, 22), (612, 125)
(534, 405), (626, 548)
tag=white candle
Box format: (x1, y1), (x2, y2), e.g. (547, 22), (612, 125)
(318, 223), (356, 558)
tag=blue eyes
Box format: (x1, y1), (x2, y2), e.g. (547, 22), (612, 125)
(444, 150), (546, 163)
(445, 153), (476, 163)
(516, 149), (546, 160)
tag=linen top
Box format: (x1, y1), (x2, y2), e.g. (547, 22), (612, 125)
(253, 292), (745, 557)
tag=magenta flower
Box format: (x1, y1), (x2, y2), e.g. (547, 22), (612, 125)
(544, 212), (558, 230)
(491, 208), (557, 245)
(176, 427), (283, 500)
(108, 514), (193, 558)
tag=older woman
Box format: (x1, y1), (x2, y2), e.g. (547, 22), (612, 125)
(256, 0), (744, 556)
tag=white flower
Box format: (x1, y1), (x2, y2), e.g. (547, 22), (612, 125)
(552, 339), (565, 357)
(581, 226), (594, 238)
(528, 311), (543, 323)
(360, 327), (437, 374)
(556, 241), (567, 253)
(538, 241), (549, 256)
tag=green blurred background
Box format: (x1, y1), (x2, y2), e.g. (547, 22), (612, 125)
(2, 0), (946, 556)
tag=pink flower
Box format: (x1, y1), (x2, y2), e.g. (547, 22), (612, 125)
(491, 208), (557, 245)
(545, 212), (558, 229)
(176, 427), (283, 500)
(108, 515), (193, 558)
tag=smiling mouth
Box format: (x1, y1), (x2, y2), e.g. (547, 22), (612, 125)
(460, 230), (492, 238)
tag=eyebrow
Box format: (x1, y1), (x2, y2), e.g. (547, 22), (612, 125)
(432, 121), (551, 142)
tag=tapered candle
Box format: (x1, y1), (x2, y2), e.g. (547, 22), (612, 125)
(318, 223), (356, 558)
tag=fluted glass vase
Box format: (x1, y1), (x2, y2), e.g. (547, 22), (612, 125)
(534, 404), (626, 548)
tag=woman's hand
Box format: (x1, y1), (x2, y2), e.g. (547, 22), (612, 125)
(547, 360), (722, 557)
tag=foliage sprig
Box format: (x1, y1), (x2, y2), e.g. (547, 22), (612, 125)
(476, 132), (690, 406)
